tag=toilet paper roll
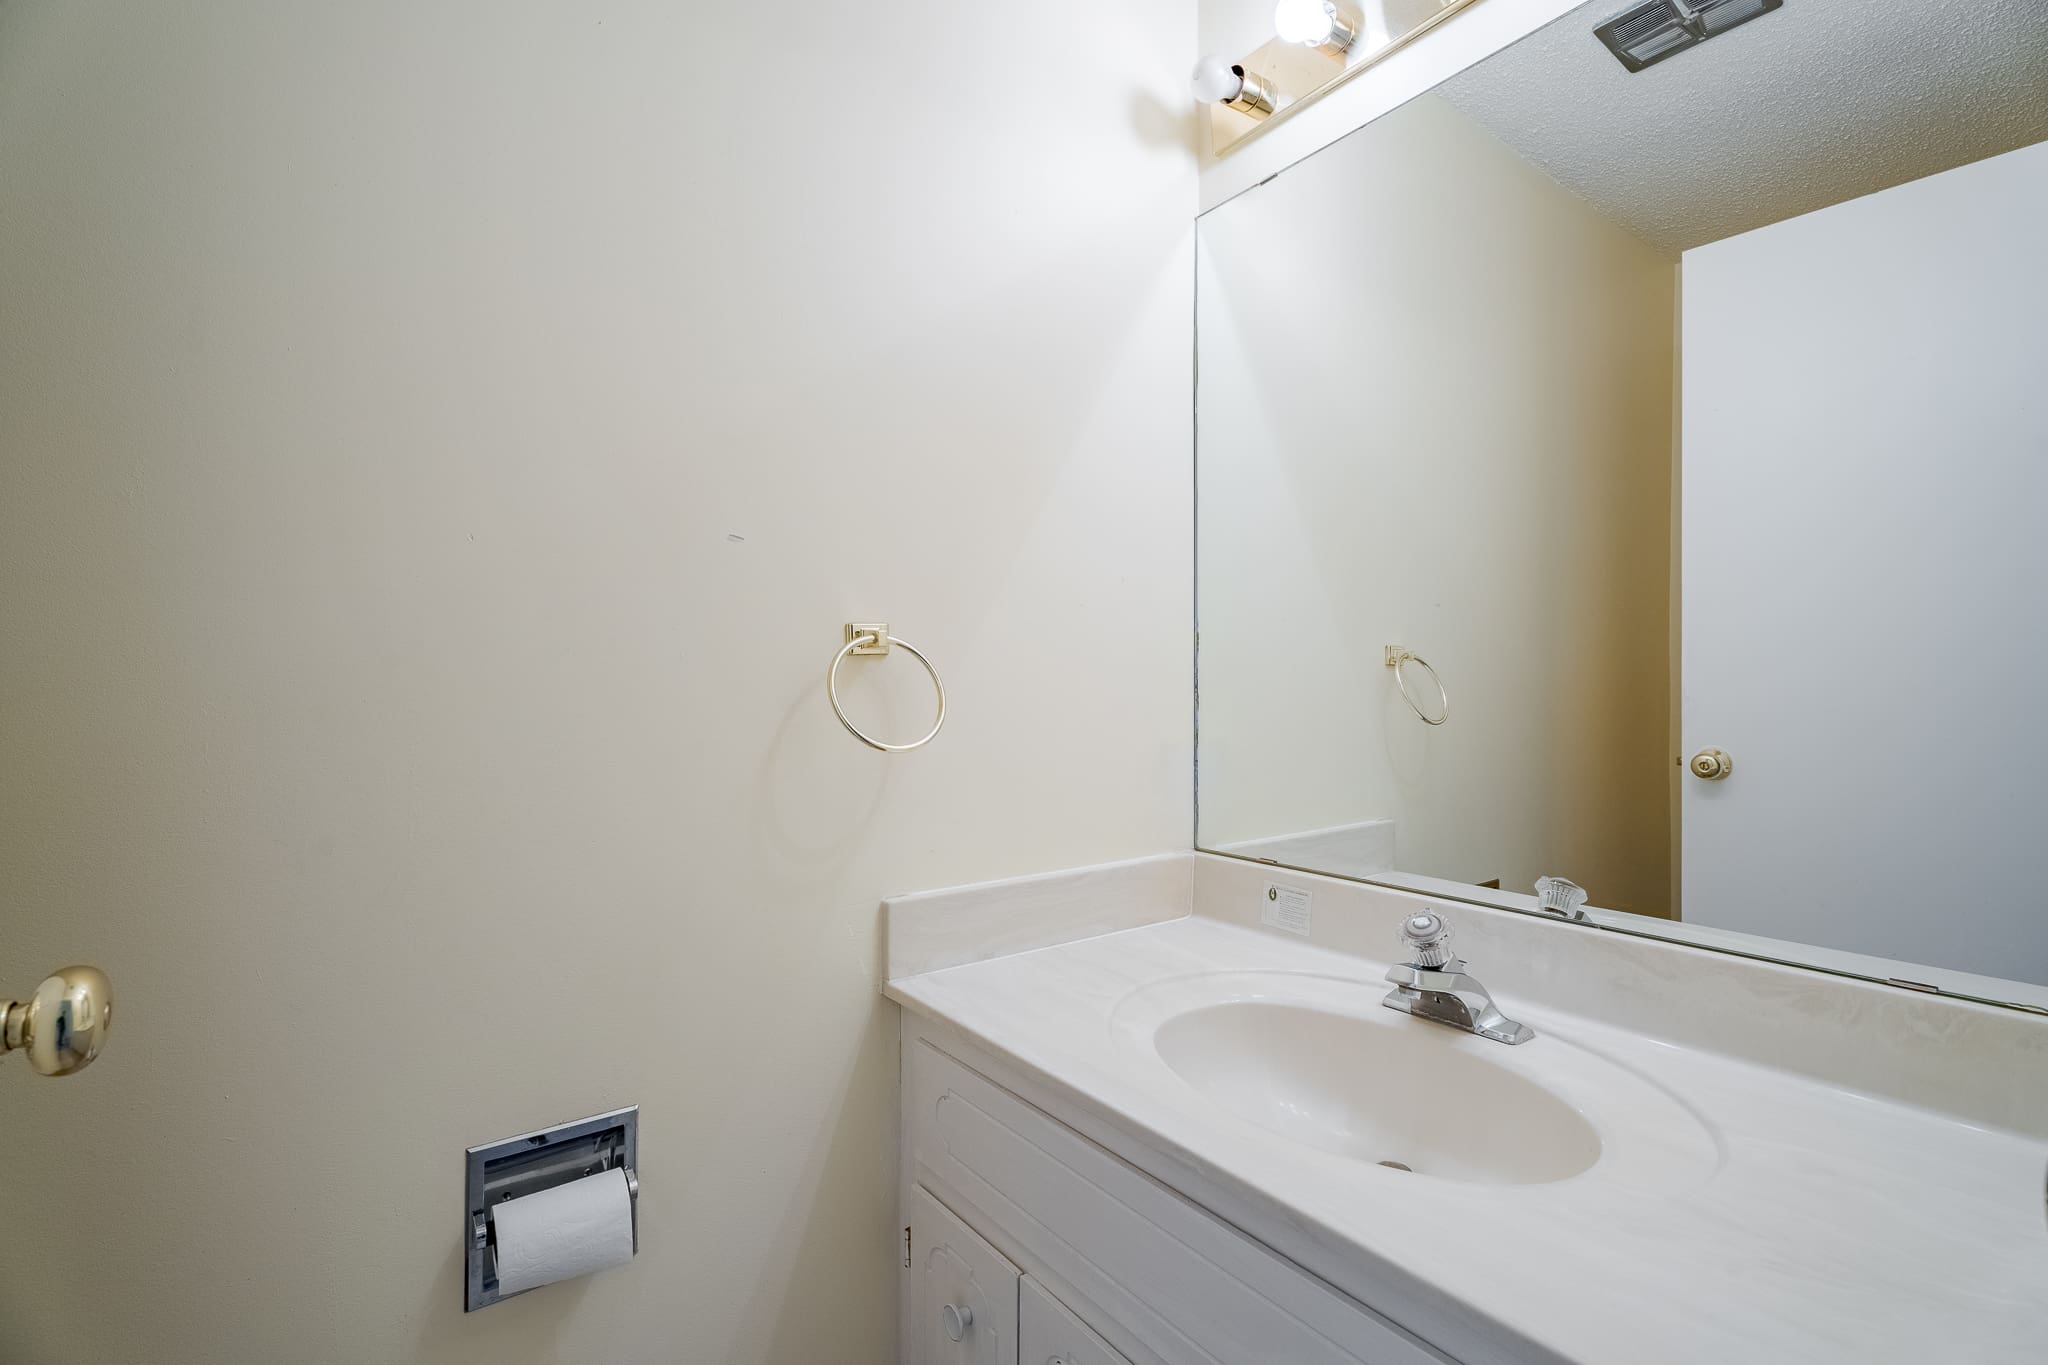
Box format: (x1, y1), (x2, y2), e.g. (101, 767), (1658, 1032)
(492, 1167), (636, 1296)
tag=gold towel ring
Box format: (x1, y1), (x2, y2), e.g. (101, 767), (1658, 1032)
(827, 622), (946, 753)
(1385, 645), (1448, 727)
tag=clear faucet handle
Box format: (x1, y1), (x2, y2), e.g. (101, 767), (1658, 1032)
(1534, 876), (1589, 920)
(1399, 912), (1456, 968)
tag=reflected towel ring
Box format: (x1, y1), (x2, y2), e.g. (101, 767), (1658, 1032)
(1385, 645), (1448, 726)
(827, 622), (947, 752)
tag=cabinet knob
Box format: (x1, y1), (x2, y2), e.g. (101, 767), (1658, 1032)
(1688, 748), (1734, 781)
(941, 1302), (973, 1342)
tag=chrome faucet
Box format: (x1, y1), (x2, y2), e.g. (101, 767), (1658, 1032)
(1382, 912), (1534, 1045)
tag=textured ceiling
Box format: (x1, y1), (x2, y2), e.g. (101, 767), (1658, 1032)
(1437, 0), (2048, 254)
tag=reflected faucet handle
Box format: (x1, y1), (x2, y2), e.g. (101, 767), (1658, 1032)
(1398, 912), (1456, 969)
(1534, 876), (1589, 921)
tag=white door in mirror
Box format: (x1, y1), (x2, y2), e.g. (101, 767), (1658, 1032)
(911, 1186), (1019, 1365)
(1019, 1276), (1130, 1365)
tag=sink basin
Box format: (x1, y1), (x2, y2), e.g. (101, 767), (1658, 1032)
(1153, 999), (1600, 1184)
(1114, 970), (1720, 1191)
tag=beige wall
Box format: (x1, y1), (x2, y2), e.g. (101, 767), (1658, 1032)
(1197, 93), (1675, 915)
(0, 3), (1193, 1363)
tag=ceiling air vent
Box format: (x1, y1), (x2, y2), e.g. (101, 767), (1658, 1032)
(1595, 0), (1782, 73)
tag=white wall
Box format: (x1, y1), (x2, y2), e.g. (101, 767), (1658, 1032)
(1197, 93), (1674, 914)
(0, 2), (1193, 1362)
(1681, 140), (2048, 981)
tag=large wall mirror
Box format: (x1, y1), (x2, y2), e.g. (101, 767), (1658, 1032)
(1194, 0), (2048, 1008)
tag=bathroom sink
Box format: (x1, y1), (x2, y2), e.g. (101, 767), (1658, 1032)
(1113, 971), (1720, 1190)
(1152, 999), (1600, 1183)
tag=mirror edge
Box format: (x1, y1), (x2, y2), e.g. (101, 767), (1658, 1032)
(1194, 847), (2048, 1016)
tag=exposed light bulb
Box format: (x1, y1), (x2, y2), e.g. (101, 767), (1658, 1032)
(1189, 54), (1245, 105)
(1274, 0), (1355, 51)
(1273, 0), (1333, 45)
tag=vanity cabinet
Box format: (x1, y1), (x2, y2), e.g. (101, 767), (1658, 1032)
(909, 1185), (1019, 1365)
(901, 1022), (1457, 1365)
(1019, 1276), (1130, 1365)
(908, 1186), (1130, 1365)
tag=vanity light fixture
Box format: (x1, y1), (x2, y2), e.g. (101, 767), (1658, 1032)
(1274, 0), (1359, 54)
(1193, 0), (1482, 155)
(1190, 54), (1275, 118)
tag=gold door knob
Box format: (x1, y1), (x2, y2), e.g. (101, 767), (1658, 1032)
(2, 966), (114, 1077)
(1689, 748), (1734, 781)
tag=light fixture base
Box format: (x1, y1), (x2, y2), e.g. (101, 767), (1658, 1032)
(1205, 38), (1340, 151)
(1224, 65), (1277, 117)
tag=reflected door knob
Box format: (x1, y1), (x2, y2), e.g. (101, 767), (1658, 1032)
(1, 965), (114, 1077)
(940, 1302), (974, 1342)
(1689, 748), (1734, 781)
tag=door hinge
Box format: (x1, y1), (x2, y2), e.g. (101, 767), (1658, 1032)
(902, 1225), (912, 1268)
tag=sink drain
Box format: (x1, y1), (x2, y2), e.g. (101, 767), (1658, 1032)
(1377, 1160), (1413, 1172)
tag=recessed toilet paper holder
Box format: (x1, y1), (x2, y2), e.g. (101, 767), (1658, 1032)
(464, 1105), (638, 1312)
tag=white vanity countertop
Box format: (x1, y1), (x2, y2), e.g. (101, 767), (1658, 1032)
(887, 913), (2048, 1365)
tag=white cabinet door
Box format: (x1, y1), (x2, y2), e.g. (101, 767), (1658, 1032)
(910, 1186), (1019, 1365)
(1018, 1276), (1129, 1365)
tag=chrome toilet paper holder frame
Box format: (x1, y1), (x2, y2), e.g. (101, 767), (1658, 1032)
(464, 1105), (639, 1312)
